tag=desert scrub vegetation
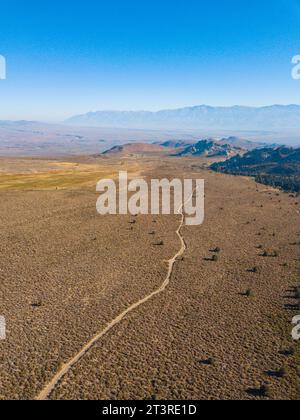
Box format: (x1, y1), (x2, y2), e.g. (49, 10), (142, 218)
(204, 254), (219, 262)
(153, 240), (164, 246)
(260, 250), (279, 257)
(1, 158), (299, 401)
(294, 286), (300, 310)
(281, 347), (295, 357)
(245, 289), (253, 298)
(247, 266), (258, 273)
(277, 366), (288, 378)
(261, 384), (272, 398)
(210, 247), (221, 253)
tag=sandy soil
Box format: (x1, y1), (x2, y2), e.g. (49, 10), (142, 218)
(0, 156), (299, 400)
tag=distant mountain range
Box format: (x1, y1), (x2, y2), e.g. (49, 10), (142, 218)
(66, 105), (300, 131)
(211, 146), (300, 192)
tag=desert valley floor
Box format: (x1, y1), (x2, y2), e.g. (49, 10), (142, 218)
(0, 156), (299, 400)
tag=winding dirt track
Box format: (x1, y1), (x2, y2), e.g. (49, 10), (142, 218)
(35, 192), (194, 400)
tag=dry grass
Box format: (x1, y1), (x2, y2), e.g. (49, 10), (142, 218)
(0, 159), (143, 191)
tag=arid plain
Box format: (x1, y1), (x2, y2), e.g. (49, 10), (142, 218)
(0, 154), (299, 400)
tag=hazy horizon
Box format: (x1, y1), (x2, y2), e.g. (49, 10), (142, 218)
(3, 103), (300, 125)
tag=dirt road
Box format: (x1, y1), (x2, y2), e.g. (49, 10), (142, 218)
(35, 191), (195, 400)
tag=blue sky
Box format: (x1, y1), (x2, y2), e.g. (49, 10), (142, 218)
(1, 0), (300, 120)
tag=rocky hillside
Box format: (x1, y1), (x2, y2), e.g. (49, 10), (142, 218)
(174, 139), (244, 158)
